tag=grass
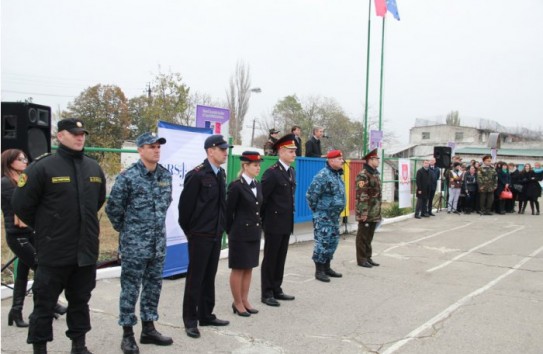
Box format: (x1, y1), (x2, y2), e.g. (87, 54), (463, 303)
(1, 207), (119, 284)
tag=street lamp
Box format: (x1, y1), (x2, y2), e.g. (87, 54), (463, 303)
(248, 88), (262, 146)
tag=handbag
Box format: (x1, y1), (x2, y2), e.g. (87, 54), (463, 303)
(499, 187), (513, 200)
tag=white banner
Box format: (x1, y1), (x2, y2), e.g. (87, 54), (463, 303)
(398, 158), (412, 209)
(158, 122), (212, 246)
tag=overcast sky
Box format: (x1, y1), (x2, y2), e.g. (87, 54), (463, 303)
(2, 0), (542, 145)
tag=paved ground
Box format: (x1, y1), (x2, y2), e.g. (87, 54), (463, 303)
(2, 211), (543, 353)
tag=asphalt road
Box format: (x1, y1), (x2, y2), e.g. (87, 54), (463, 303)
(2, 211), (542, 353)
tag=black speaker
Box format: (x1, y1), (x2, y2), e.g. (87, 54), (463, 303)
(1, 102), (52, 162)
(434, 146), (452, 169)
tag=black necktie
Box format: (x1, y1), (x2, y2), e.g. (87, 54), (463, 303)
(249, 181), (256, 188)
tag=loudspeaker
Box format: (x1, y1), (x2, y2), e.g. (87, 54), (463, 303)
(1, 102), (51, 162)
(434, 146), (452, 169)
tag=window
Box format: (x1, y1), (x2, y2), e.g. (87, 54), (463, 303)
(455, 132), (464, 141)
(422, 132), (430, 140)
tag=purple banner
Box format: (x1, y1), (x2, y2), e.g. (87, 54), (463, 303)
(370, 130), (383, 150)
(195, 105), (230, 128)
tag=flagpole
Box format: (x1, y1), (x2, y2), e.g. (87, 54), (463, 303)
(378, 16), (386, 131)
(363, 0), (372, 157)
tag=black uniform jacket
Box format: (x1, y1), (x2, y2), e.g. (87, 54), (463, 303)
(261, 161), (296, 235)
(225, 178), (263, 242)
(178, 159), (227, 237)
(305, 136), (322, 157)
(11, 145), (106, 267)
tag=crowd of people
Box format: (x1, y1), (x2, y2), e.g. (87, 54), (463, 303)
(415, 155), (543, 218)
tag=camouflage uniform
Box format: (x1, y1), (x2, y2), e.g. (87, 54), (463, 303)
(263, 137), (278, 156)
(477, 164), (497, 214)
(306, 164), (346, 263)
(355, 164), (382, 264)
(106, 159), (173, 326)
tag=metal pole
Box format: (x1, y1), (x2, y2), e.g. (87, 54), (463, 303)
(363, 0), (372, 156)
(378, 17), (386, 131)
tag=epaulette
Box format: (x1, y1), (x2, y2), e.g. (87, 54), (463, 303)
(270, 163), (279, 169)
(193, 163), (205, 171)
(34, 153), (52, 161)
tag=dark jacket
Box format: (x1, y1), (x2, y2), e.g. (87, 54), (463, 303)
(428, 166), (440, 190)
(305, 136), (322, 158)
(496, 169), (511, 195)
(294, 135), (302, 157)
(1, 176), (33, 236)
(261, 161), (296, 235)
(226, 177), (263, 242)
(178, 159), (227, 237)
(519, 170), (542, 199)
(416, 167), (432, 199)
(463, 172), (478, 193)
(11, 145), (106, 267)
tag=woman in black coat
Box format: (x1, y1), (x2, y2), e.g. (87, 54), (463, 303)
(226, 151), (263, 317)
(519, 163), (541, 215)
(495, 163), (511, 214)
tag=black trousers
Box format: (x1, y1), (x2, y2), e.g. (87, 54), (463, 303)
(427, 189), (436, 213)
(356, 221), (377, 264)
(28, 264), (96, 344)
(182, 235), (221, 328)
(261, 232), (290, 299)
(415, 197), (428, 216)
(6, 232), (36, 282)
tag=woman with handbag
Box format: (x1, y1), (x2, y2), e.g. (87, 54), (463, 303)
(509, 163), (522, 213)
(495, 162), (511, 214)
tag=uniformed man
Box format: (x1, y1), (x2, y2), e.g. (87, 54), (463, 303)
(106, 132), (173, 354)
(306, 150), (346, 282)
(477, 155), (498, 215)
(12, 118), (106, 354)
(178, 135), (232, 339)
(263, 128), (280, 156)
(355, 148), (382, 268)
(260, 134), (297, 307)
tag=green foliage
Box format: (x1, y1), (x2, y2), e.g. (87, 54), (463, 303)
(381, 202), (412, 218)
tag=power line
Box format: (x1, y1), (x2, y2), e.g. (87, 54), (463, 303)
(1, 89), (77, 98)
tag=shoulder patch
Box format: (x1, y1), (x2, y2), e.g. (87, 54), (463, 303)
(34, 153), (52, 161)
(193, 163), (205, 171)
(17, 173), (28, 187)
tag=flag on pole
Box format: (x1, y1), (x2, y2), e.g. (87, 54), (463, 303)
(374, 0), (387, 17)
(386, 0), (401, 20)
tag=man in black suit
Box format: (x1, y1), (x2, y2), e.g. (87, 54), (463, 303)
(415, 159), (432, 218)
(260, 134), (297, 307)
(178, 135), (232, 339)
(291, 125), (302, 157)
(305, 127), (325, 157)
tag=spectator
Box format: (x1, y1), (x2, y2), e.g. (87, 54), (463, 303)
(305, 127), (325, 158)
(263, 129), (280, 156)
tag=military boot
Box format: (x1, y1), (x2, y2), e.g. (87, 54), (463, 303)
(140, 321), (173, 346)
(70, 336), (92, 354)
(315, 262), (330, 282)
(33, 342), (47, 354)
(324, 261), (342, 278)
(121, 326), (140, 354)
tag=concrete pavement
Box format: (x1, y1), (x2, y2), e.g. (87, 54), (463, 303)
(2, 211), (543, 353)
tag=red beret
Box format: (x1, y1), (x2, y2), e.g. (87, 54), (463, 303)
(327, 150), (343, 159)
(240, 151), (262, 162)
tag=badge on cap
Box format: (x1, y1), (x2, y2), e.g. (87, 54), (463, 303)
(76, 122), (83, 128)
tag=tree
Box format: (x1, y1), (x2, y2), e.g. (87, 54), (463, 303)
(62, 84), (130, 174)
(446, 110), (461, 126)
(226, 61), (253, 144)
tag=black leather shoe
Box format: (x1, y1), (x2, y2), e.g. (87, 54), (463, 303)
(274, 293), (295, 301)
(261, 297), (280, 307)
(358, 261), (373, 268)
(232, 303), (250, 317)
(246, 308), (259, 314)
(185, 327), (200, 339)
(120, 335), (140, 354)
(421, 214), (430, 217)
(199, 318), (229, 327)
(414, 215), (421, 219)
(368, 259), (380, 266)
(140, 322), (173, 346)
(429, 213), (436, 216)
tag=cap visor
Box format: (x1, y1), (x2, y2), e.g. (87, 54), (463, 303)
(68, 128), (89, 135)
(218, 143), (233, 149)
